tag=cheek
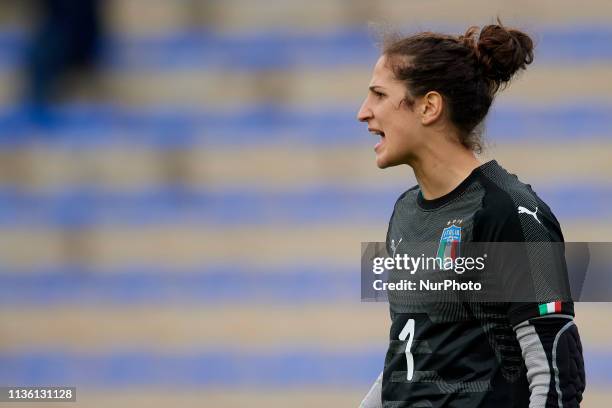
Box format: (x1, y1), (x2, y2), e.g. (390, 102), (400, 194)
(389, 113), (418, 140)
(385, 123), (419, 157)
(386, 122), (411, 145)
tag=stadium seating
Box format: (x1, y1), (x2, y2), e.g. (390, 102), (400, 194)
(0, 1), (611, 406)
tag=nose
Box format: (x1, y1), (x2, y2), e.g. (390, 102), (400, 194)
(357, 98), (372, 122)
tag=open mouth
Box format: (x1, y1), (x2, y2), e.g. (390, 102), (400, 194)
(369, 129), (385, 151)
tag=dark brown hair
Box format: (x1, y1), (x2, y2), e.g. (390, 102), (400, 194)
(382, 18), (534, 152)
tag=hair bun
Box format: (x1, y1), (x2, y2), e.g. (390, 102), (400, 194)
(474, 20), (534, 85)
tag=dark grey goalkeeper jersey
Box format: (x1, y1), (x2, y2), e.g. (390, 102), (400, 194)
(382, 160), (585, 407)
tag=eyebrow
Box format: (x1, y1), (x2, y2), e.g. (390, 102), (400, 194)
(369, 85), (385, 92)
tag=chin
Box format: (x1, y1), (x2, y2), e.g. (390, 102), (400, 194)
(375, 155), (398, 169)
(376, 160), (390, 169)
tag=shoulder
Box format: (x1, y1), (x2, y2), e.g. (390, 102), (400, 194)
(391, 184), (420, 211)
(386, 184), (419, 236)
(473, 161), (562, 242)
(397, 184), (420, 201)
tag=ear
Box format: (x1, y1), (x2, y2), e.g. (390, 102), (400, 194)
(420, 91), (444, 125)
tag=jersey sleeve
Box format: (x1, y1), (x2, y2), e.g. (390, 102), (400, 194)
(515, 316), (585, 407)
(472, 182), (574, 325)
(473, 182), (585, 406)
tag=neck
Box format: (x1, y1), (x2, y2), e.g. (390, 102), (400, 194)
(408, 140), (481, 200)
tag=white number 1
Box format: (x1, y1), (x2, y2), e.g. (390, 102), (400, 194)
(399, 318), (415, 381)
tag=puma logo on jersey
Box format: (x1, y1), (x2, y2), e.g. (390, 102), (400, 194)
(518, 205), (541, 224)
(391, 238), (403, 256)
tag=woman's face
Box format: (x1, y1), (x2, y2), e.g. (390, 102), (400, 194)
(357, 55), (425, 169)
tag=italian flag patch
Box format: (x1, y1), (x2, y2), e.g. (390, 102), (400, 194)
(538, 301), (561, 316)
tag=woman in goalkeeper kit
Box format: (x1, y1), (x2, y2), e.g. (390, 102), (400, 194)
(356, 20), (585, 407)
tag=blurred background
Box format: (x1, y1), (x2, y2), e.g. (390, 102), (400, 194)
(0, 0), (611, 407)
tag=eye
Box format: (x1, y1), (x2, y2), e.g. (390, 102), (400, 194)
(373, 90), (385, 99)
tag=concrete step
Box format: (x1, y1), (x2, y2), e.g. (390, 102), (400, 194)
(2, 64), (612, 107)
(5, 0), (612, 34)
(0, 224), (383, 268)
(0, 304), (389, 351)
(0, 221), (608, 269)
(0, 141), (610, 191)
(0, 303), (609, 350)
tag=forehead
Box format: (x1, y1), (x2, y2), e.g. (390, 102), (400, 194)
(369, 55), (401, 88)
